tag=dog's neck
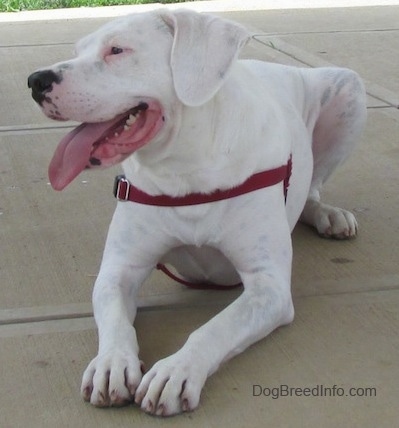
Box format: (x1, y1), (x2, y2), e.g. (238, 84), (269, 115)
(123, 62), (291, 197)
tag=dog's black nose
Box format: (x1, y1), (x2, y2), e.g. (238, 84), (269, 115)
(28, 70), (61, 104)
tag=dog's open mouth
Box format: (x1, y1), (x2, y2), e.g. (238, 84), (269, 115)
(48, 101), (164, 190)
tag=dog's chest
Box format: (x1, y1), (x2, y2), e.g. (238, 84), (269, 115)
(165, 204), (224, 246)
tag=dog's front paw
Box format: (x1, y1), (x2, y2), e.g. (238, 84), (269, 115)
(135, 351), (208, 416)
(81, 350), (143, 407)
(302, 200), (358, 239)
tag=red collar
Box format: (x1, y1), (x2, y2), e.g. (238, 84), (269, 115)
(114, 155), (292, 206)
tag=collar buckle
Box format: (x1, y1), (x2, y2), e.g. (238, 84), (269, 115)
(113, 175), (130, 201)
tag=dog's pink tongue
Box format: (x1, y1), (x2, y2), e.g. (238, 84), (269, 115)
(49, 122), (110, 190)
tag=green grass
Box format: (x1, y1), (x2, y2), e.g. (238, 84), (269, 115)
(0, 0), (190, 13)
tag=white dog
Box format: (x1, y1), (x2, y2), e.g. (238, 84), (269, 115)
(28, 9), (366, 416)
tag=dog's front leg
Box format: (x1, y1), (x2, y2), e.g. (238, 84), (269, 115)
(135, 203), (294, 416)
(81, 205), (168, 407)
(135, 282), (293, 416)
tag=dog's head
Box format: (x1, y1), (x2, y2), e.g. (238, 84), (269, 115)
(28, 9), (250, 190)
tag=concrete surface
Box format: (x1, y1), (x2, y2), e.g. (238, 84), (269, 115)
(1, 1), (399, 427)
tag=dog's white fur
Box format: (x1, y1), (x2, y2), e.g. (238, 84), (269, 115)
(31, 10), (366, 416)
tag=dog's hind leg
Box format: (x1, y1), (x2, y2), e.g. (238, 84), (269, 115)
(300, 68), (367, 239)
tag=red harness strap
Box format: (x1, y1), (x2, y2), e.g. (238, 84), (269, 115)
(114, 155), (292, 206)
(114, 155), (293, 290)
(156, 263), (242, 290)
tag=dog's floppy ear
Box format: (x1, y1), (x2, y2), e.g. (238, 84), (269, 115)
(160, 9), (250, 107)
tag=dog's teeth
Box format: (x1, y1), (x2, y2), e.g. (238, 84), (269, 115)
(114, 132), (119, 137)
(126, 114), (137, 126)
(124, 125), (130, 132)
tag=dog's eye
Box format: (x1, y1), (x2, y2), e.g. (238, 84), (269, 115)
(104, 46), (132, 62)
(111, 47), (124, 55)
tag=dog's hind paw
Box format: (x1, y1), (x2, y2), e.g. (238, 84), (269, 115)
(301, 200), (358, 239)
(81, 350), (143, 407)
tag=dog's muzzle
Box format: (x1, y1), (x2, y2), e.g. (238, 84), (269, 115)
(28, 70), (61, 105)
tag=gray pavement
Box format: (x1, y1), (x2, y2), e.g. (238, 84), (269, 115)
(1, 1), (399, 427)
